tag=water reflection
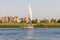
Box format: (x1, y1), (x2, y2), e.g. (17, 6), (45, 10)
(27, 29), (33, 40)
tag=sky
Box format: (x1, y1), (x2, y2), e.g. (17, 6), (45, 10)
(0, 0), (60, 19)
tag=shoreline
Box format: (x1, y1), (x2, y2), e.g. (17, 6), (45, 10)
(0, 23), (60, 28)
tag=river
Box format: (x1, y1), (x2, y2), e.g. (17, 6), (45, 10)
(0, 28), (60, 40)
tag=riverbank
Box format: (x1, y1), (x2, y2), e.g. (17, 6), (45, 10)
(0, 23), (60, 28)
(34, 23), (60, 28)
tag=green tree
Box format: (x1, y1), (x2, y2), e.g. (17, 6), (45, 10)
(57, 19), (60, 23)
(50, 18), (56, 23)
(40, 19), (49, 23)
(32, 19), (40, 24)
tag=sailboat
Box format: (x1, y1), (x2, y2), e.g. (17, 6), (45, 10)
(23, 4), (33, 28)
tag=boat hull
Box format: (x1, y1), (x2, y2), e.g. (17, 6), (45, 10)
(23, 26), (33, 29)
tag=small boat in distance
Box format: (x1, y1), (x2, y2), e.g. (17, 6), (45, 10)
(23, 25), (33, 28)
(24, 4), (33, 28)
(22, 4), (33, 28)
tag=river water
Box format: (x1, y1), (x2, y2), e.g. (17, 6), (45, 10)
(0, 28), (60, 40)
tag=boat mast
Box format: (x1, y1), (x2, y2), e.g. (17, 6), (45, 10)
(28, 4), (32, 26)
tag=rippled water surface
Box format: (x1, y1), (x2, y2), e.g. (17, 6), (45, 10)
(0, 28), (60, 40)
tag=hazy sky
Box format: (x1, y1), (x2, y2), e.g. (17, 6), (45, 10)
(0, 0), (60, 19)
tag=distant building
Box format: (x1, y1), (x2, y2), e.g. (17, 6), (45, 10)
(2, 16), (19, 23)
(14, 16), (18, 22)
(20, 17), (29, 23)
(2, 16), (8, 23)
(8, 17), (10, 22)
(23, 17), (29, 23)
(9, 16), (14, 22)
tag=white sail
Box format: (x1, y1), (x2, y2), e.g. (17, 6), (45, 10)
(28, 4), (32, 20)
